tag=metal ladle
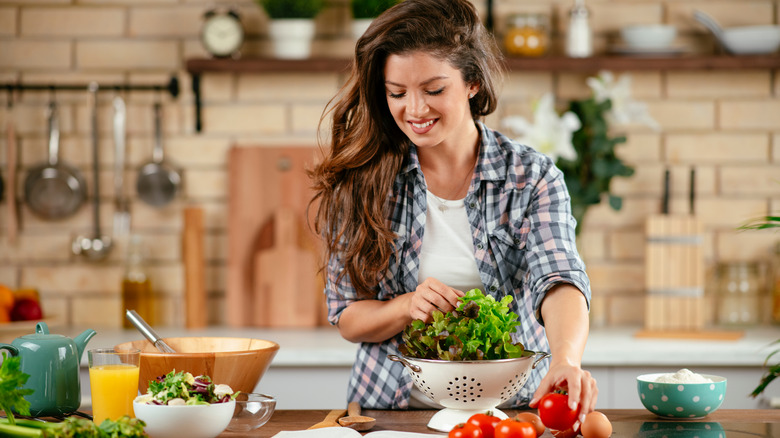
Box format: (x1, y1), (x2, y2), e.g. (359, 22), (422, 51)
(72, 82), (112, 261)
(136, 102), (181, 207)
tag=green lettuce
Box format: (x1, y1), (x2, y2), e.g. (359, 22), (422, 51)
(399, 288), (533, 360)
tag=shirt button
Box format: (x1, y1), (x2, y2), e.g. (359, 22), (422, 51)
(489, 285), (498, 292)
(477, 243), (484, 250)
(469, 202), (477, 209)
(513, 238), (520, 245)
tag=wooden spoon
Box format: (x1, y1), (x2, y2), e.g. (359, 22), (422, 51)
(307, 409), (347, 429)
(338, 402), (377, 431)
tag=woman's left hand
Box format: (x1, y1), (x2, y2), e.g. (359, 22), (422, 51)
(528, 361), (598, 431)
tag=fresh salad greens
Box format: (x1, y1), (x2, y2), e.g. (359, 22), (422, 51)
(0, 351), (33, 425)
(134, 370), (237, 406)
(399, 288), (534, 361)
(0, 415), (147, 438)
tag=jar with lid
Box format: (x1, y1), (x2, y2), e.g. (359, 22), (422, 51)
(565, 0), (593, 58)
(504, 13), (550, 57)
(121, 234), (154, 328)
(715, 261), (763, 326)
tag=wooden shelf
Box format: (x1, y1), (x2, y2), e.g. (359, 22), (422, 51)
(186, 54), (780, 75)
(185, 54), (780, 132)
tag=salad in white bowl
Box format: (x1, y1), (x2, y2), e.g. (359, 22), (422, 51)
(133, 370), (238, 438)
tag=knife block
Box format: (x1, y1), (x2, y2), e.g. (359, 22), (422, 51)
(644, 215), (705, 332)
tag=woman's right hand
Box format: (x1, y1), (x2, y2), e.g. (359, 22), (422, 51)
(408, 277), (464, 322)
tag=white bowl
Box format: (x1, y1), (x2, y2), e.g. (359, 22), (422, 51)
(722, 25), (780, 54)
(133, 400), (235, 438)
(637, 373), (727, 419)
(621, 25), (677, 49)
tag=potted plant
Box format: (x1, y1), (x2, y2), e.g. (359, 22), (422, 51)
(350, 0), (397, 40)
(256, 0), (324, 59)
(744, 213), (780, 399)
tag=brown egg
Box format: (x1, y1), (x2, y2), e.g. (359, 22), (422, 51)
(513, 412), (545, 437)
(581, 411), (612, 438)
(551, 428), (578, 438)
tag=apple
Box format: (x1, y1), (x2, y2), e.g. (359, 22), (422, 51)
(10, 298), (43, 321)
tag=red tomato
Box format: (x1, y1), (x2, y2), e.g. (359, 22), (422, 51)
(449, 422), (484, 438)
(538, 393), (580, 432)
(467, 412), (501, 438)
(494, 418), (536, 438)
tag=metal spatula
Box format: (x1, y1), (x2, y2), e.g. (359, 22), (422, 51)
(125, 309), (176, 353)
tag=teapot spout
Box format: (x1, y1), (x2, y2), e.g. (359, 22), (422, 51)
(74, 329), (97, 361)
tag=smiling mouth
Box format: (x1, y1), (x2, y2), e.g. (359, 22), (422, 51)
(410, 119), (436, 129)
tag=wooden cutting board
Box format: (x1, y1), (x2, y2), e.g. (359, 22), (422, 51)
(254, 208), (320, 327)
(226, 146), (324, 327)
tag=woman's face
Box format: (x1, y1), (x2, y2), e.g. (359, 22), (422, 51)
(383, 51), (479, 152)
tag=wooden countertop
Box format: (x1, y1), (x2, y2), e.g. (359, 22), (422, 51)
(221, 409), (780, 437)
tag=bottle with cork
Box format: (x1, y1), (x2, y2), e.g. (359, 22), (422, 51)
(771, 242), (780, 324)
(122, 234), (154, 328)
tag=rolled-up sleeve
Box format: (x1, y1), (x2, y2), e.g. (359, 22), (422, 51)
(324, 252), (358, 326)
(524, 163), (591, 324)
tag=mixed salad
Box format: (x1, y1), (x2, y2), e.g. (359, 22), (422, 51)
(134, 370), (237, 406)
(400, 288), (535, 361)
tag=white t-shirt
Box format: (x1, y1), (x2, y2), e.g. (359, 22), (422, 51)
(417, 190), (483, 292)
(411, 190), (484, 409)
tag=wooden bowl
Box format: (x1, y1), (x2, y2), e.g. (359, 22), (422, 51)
(115, 337), (279, 395)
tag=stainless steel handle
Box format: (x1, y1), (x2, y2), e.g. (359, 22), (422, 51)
(388, 354), (422, 373)
(532, 351), (552, 369)
(125, 309), (176, 353)
(113, 96), (126, 208)
(47, 100), (59, 166)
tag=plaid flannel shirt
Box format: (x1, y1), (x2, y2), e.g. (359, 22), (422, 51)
(325, 122), (591, 409)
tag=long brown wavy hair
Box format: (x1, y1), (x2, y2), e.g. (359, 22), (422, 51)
(309, 0), (504, 296)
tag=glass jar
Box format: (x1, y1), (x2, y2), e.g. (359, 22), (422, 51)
(504, 13), (549, 57)
(716, 261), (763, 326)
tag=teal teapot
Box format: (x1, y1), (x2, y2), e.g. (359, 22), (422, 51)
(0, 322), (96, 417)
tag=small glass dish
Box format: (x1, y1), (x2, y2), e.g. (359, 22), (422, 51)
(226, 393), (276, 432)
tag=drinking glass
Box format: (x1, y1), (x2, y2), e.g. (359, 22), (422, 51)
(88, 348), (140, 424)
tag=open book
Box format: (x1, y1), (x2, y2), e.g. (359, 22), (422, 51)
(274, 428), (444, 438)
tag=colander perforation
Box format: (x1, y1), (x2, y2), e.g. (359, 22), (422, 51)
(444, 375), (483, 402)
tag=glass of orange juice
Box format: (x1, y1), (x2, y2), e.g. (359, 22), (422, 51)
(88, 348), (141, 424)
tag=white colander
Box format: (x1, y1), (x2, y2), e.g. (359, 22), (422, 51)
(389, 352), (550, 432)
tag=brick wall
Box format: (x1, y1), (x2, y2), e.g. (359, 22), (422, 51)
(0, 0), (778, 329)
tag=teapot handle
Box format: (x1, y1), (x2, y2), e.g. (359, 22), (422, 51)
(0, 344), (20, 357)
(36, 321), (50, 335)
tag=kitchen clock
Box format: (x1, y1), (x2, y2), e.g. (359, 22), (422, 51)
(201, 8), (244, 58)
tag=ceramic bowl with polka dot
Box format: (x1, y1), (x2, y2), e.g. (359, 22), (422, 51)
(637, 373), (727, 418)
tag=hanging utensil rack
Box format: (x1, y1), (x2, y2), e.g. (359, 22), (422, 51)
(2, 75), (179, 98)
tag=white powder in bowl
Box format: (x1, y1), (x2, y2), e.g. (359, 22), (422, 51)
(655, 368), (713, 384)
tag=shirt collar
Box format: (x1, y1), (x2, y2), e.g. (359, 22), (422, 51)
(399, 121), (509, 182)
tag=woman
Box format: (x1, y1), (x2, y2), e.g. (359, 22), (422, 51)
(309, 0), (597, 424)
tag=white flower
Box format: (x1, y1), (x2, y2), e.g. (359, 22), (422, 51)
(501, 93), (581, 162)
(586, 70), (660, 130)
